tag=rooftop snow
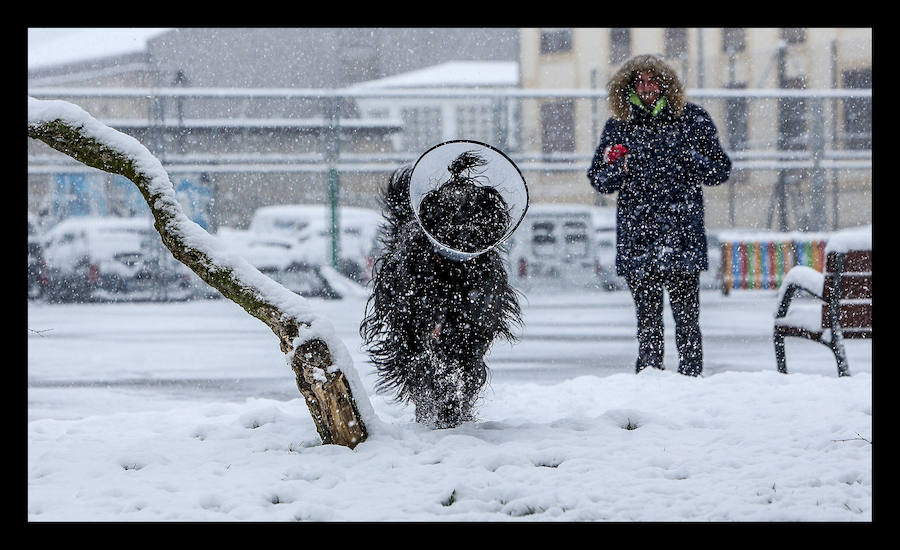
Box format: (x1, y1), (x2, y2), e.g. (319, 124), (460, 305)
(350, 61), (519, 89)
(28, 28), (173, 70)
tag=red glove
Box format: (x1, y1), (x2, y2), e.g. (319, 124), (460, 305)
(603, 144), (628, 164)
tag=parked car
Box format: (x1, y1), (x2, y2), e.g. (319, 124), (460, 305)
(28, 215), (47, 299)
(215, 228), (368, 300)
(248, 204), (381, 284)
(508, 203), (624, 291)
(701, 232), (724, 291)
(41, 216), (196, 302)
(594, 229), (626, 291)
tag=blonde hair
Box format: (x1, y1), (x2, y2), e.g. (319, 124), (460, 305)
(607, 54), (686, 121)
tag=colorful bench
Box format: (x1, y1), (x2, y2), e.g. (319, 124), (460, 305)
(720, 236), (829, 293)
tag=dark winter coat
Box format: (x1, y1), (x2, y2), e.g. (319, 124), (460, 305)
(587, 100), (731, 277)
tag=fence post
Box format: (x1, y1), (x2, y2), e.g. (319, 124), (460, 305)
(324, 95), (341, 270)
(809, 96), (828, 231)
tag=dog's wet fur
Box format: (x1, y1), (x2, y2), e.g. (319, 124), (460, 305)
(360, 151), (522, 428)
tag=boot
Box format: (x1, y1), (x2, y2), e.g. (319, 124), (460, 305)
(635, 355), (664, 374)
(677, 363), (702, 377)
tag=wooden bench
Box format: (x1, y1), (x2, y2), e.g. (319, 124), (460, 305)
(773, 243), (872, 377)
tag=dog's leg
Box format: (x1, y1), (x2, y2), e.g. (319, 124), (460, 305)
(413, 365), (481, 429)
(409, 328), (489, 429)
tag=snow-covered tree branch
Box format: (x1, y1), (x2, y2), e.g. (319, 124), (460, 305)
(27, 97), (372, 448)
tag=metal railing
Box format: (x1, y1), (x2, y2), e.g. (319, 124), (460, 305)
(28, 87), (872, 233)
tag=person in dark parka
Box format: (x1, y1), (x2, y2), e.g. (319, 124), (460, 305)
(587, 55), (731, 377)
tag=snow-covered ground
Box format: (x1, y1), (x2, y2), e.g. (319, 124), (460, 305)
(27, 289), (872, 521)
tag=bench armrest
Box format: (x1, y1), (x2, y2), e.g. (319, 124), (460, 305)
(775, 266), (825, 319)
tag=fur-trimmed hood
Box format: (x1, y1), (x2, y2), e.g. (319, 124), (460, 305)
(607, 55), (686, 121)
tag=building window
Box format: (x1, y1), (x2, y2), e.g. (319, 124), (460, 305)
(781, 28), (806, 44)
(563, 221), (589, 258)
(725, 83), (749, 150)
(842, 68), (872, 149)
(455, 103), (495, 144)
(540, 28), (572, 54)
(531, 221), (556, 257)
(540, 100), (575, 154)
(664, 28), (687, 59)
(610, 28), (631, 65)
(401, 106), (442, 152)
(722, 28), (745, 53)
(778, 77), (807, 151)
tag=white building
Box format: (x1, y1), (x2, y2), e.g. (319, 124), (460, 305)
(350, 61), (520, 153)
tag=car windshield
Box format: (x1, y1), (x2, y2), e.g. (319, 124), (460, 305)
(89, 229), (150, 256)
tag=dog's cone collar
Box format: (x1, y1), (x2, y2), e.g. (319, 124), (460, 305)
(409, 140), (529, 261)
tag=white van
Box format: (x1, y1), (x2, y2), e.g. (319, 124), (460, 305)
(248, 204), (382, 284)
(507, 203), (623, 291)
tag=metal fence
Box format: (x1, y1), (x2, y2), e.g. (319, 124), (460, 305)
(28, 87), (871, 233)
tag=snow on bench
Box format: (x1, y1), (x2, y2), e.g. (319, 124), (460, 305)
(772, 226), (872, 377)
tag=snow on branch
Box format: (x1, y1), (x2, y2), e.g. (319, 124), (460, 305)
(27, 96), (373, 448)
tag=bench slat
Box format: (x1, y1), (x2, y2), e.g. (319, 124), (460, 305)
(826, 250), (872, 273)
(840, 328), (872, 339)
(823, 274), (873, 301)
(774, 324), (823, 340)
(822, 303), (872, 330)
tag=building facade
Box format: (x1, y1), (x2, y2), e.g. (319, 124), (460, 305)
(28, 28), (872, 234)
(518, 27), (872, 231)
(28, 28), (520, 230)
(350, 60), (520, 153)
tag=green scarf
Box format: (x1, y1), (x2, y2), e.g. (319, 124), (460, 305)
(629, 91), (667, 117)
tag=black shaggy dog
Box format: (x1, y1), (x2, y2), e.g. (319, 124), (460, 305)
(360, 151), (522, 429)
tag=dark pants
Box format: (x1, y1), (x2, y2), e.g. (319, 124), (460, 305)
(626, 270), (703, 376)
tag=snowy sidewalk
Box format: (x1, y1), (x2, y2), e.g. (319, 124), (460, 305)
(27, 290), (872, 521)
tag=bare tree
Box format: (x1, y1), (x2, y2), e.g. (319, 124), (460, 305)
(28, 97), (370, 448)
